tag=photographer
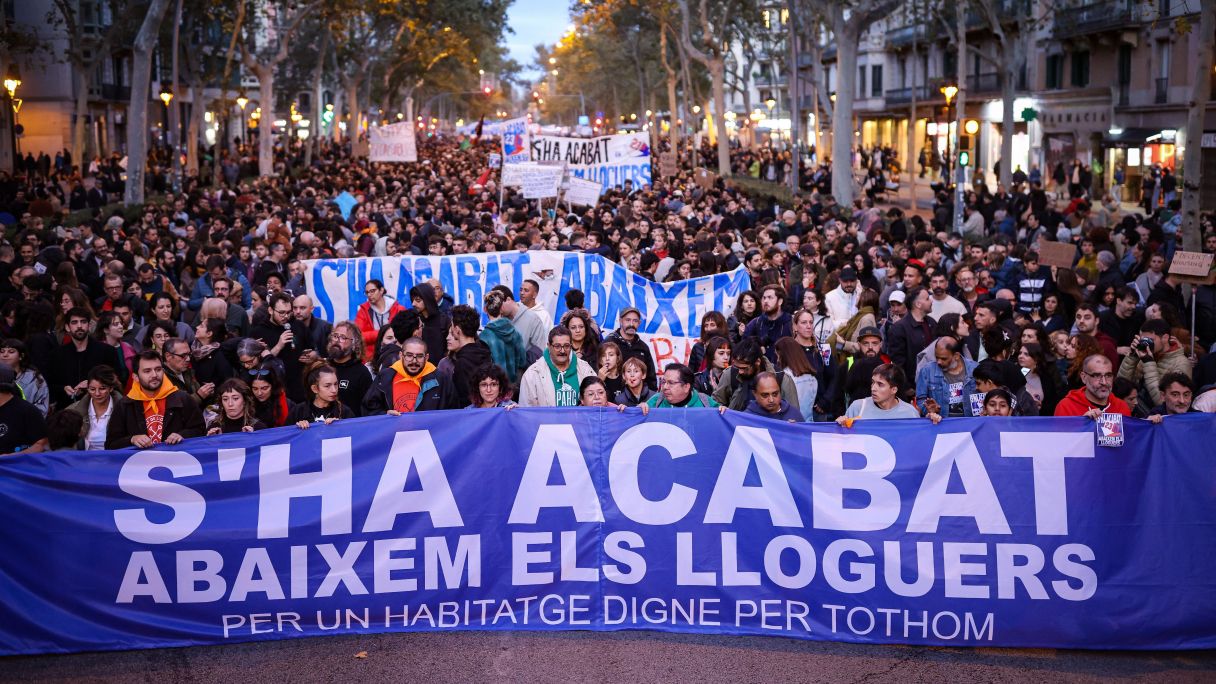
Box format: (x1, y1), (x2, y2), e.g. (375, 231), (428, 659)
(1117, 319), (1192, 412)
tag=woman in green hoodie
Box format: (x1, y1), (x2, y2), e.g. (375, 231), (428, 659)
(480, 290), (527, 383)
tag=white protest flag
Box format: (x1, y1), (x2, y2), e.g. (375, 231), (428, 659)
(521, 165), (564, 199)
(368, 122), (417, 162)
(564, 177), (603, 207)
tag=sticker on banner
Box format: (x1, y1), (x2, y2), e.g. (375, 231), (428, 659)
(1096, 412), (1125, 447)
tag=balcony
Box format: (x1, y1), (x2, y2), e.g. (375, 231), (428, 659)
(1155, 77), (1168, 104)
(885, 24), (928, 49)
(966, 72), (1001, 93)
(885, 85), (933, 105)
(753, 75), (787, 88)
(1053, 0), (1138, 40)
(99, 83), (131, 101)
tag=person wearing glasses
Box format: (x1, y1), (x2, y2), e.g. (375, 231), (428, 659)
(362, 337), (459, 415)
(248, 363), (292, 428)
(1054, 354), (1131, 418)
(326, 321), (372, 415)
(517, 326), (596, 407)
(639, 364), (723, 412)
(355, 279), (405, 361)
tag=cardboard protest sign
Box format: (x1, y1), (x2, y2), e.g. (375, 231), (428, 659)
(368, 123), (418, 163)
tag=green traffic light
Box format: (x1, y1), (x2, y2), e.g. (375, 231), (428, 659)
(958, 151), (971, 167)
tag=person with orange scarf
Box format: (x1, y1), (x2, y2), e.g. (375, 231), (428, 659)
(105, 351), (206, 449)
(361, 338), (458, 415)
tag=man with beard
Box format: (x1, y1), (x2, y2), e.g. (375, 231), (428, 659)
(928, 272), (966, 319)
(952, 266), (986, 316)
(744, 372), (804, 422)
(48, 307), (115, 407)
(887, 286), (936, 385)
(445, 304), (493, 407)
(606, 307), (657, 390)
(844, 326), (890, 406)
(712, 337), (799, 410)
(250, 292), (306, 399)
(106, 350), (205, 448)
(362, 337), (459, 414)
(326, 321), (372, 415)
(518, 326), (596, 407)
(743, 284), (792, 363)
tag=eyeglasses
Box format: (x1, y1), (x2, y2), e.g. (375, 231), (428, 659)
(329, 334), (353, 342)
(1082, 372), (1115, 381)
(402, 352), (426, 361)
(478, 380), (500, 388)
(549, 343), (572, 352)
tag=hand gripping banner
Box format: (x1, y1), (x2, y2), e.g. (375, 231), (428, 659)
(1, 412), (1214, 655)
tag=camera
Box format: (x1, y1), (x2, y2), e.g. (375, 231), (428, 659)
(1136, 338), (1153, 351)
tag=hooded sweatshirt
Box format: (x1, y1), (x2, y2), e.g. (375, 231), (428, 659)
(391, 359), (437, 413)
(544, 350), (581, 407)
(480, 318), (527, 383)
(409, 282), (450, 362)
(127, 376), (179, 443)
(451, 340), (493, 407)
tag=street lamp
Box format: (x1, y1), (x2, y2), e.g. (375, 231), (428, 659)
(940, 84), (958, 106)
(549, 57), (557, 65)
(765, 97), (776, 111)
(4, 65), (20, 163)
(3, 65), (20, 100)
(159, 85), (174, 107)
(236, 91), (248, 111)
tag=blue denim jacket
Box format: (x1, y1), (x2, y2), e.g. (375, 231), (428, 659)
(916, 357), (979, 417)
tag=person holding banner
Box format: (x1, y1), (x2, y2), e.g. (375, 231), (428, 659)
(837, 364), (928, 424)
(206, 379), (266, 435)
(605, 308), (656, 391)
(105, 351), (206, 449)
(518, 326), (596, 408)
(362, 338), (459, 415)
(288, 363), (356, 428)
(466, 363), (517, 409)
(639, 364), (722, 413)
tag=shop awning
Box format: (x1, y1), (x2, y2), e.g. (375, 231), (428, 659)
(1102, 128), (1158, 146)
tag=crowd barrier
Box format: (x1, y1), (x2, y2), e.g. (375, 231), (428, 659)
(1, 411), (1214, 655)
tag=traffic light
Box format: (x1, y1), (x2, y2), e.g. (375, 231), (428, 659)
(482, 86), (492, 96)
(959, 119), (979, 167)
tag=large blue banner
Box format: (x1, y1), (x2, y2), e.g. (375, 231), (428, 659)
(2, 412), (1215, 655)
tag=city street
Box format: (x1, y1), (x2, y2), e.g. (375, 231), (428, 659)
(5, 630), (1216, 683)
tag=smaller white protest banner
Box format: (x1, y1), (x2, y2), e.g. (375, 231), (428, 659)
(521, 165), (564, 199)
(488, 153), (501, 169)
(501, 162), (537, 187)
(368, 122), (417, 162)
(565, 177), (603, 207)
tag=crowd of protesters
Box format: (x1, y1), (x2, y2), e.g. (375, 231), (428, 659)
(0, 128), (1211, 455)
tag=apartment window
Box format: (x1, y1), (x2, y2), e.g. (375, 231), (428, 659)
(859, 65), (867, 98)
(944, 51), (957, 79)
(920, 53), (929, 82)
(872, 65), (883, 97)
(1046, 54), (1064, 89)
(1070, 50), (1090, 87)
(1117, 44), (1132, 85)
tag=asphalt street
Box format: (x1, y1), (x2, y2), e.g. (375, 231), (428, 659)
(4, 630), (1215, 683)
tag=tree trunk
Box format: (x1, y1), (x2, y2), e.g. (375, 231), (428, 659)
(72, 66), (93, 168)
(660, 27), (681, 156)
(123, 0), (173, 206)
(1181, 1), (1214, 253)
(831, 11), (859, 206)
(306, 29), (328, 167)
(168, 0), (183, 193)
(404, 89), (416, 129)
(345, 78), (360, 143)
(951, 6), (966, 233)
(331, 89), (344, 143)
(257, 66), (275, 176)
(787, 8), (800, 192)
(186, 82), (203, 175)
(999, 57), (1016, 189)
(711, 62), (730, 176)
